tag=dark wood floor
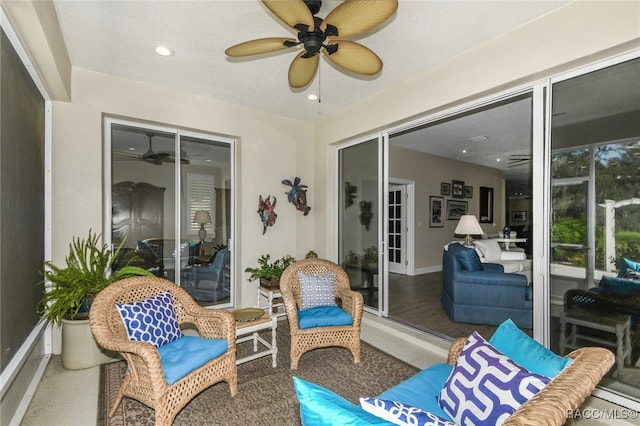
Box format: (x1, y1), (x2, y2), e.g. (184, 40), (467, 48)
(385, 271), (500, 340)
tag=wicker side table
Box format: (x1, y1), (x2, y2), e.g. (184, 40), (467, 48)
(559, 306), (631, 378)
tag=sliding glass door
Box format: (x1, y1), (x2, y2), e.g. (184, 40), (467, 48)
(105, 119), (235, 307)
(338, 137), (386, 314)
(549, 57), (640, 400)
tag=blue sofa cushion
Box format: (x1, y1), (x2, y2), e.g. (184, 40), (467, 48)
(157, 335), (227, 385)
(438, 331), (550, 425)
(599, 275), (640, 297)
(360, 398), (455, 426)
(489, 319), (571, 378)
(293, 377), (391, 425)
(448, 243), (482, 272)
(377, 363), (453, 421)
(298, 305), (353, 329)
(116, 291), (183, 348)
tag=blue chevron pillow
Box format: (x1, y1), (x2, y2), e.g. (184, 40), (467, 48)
(438, 331), (550, 425)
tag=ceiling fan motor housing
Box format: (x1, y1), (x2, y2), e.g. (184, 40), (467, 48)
(303, 0), (322, 15)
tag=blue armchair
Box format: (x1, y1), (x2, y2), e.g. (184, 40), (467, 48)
(441, 243), (532, 328)
(184, 248), (231, 302)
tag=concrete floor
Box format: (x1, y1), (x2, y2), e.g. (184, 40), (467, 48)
(20, 314), (637, 425)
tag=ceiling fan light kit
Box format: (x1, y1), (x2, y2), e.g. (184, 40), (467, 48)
(225, 0), (398, 89)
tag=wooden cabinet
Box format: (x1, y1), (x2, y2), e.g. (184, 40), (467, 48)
(112, 181), (165, 248)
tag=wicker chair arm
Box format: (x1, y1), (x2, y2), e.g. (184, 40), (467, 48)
(447, 337), (467, 365)
(185, 308), (236, 342)
(337, 289), (364, 326)
(280, 285), (301, 332)
(504, 347), (614, 426)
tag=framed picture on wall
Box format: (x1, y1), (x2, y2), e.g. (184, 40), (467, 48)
(447, 199), (468, 220)
(429, 196), (444, 228)
(512, 211), (527, 222)
(451, 180), (464, 198)
(440, 182), (451, 196)
(464, 185), (473, 198)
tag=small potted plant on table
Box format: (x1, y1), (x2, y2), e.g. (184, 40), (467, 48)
(244, 254), (296, 289)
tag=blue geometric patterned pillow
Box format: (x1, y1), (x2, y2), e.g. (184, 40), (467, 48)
(298, 271), (336, 309)
(438, 331), (550, 425)
(116, 291), (183, 348)
(360, 398), (455, 426)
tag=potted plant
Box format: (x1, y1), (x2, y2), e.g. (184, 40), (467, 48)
(37, 229), (152, 369)
(244, 254), (296, 288)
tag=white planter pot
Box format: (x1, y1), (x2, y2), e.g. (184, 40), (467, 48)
(61, 318), (118, 369)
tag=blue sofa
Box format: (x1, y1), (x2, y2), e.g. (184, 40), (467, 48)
(441, 243), (532, 328)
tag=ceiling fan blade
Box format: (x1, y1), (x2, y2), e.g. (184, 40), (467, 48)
(288, 52), (319, 88)
(320, 0), (398, 38)
(323, 40), (382, 75)
(262, 0), (314, 31)
(225, 38), (298, 57)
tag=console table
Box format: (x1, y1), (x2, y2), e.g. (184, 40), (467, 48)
(491, 237), (527, 251)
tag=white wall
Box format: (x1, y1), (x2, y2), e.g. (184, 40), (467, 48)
(51, 67), (314, 352)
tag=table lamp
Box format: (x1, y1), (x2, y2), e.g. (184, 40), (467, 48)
(193, 210), (212, 243)
(455, 214), (484, 247)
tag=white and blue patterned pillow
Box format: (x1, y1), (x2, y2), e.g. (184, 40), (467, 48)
(438, 331), (550, 426)
(116, 291), (183, 348)
(298, 271), (336, 310)
(360, 398), (456, 426)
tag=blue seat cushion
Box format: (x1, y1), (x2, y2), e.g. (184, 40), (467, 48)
(293, 376), (391, 425)
(298, 305), (353, 329)
(377, 363), (454, 422)
(157, 336), (228, 385)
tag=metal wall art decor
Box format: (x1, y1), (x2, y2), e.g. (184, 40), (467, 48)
(282, 177), (311, 216)
(359, 201), (373, 230)
(257, 195), (277, 234)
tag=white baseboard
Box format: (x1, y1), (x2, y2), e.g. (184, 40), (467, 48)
(412, 265), (442, 276)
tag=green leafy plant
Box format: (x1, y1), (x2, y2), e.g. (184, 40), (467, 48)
(244, 254), (296, 282)
(37, 230), (153, 326)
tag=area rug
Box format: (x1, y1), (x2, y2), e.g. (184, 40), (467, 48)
(97, 321), (419, 425)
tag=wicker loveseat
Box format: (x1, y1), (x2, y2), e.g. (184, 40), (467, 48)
(294, 319), (614, 426)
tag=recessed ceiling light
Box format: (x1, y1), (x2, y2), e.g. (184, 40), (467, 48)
(468, 135), (488, 143)
(462, 149), (467, 154)
(307, 94), (319, 101)
(128, 147), (136, 151)
(496, 158), (501, 162)
(155, 46), (174, 57)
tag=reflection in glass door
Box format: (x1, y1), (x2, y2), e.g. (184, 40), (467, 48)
(338, 139), (383, 312)
(107, 119), (234, 307)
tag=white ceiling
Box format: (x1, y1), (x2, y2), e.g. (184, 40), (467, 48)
(52, 0), (578, 194)
(52, 0), (570, 122)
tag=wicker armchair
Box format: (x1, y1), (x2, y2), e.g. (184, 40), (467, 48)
(89, 276), (237, 426)
(279, 258), (364, 370)
(447, 337), (614, 426)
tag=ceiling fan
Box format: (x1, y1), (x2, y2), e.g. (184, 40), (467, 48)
(115, 132), (190, 165)
(225, 0), (398, 88)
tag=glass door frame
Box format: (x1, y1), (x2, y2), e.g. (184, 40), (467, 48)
(103, 116), (236, 307)
(336, 134), (388, 316)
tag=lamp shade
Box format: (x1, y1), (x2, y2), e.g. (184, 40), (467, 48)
(454, 215), (483, 236)
(193, 210), (212, 224)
